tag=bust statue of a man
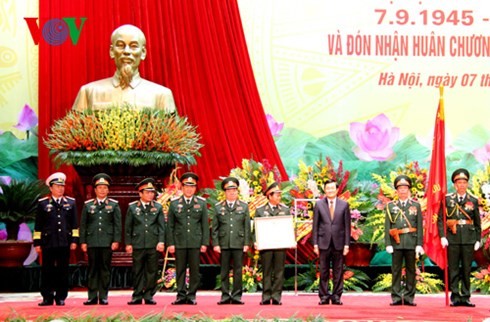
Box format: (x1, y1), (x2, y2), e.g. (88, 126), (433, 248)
(72, 24), (176, 113)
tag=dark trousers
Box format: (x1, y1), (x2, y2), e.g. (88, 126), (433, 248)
(318, 247), (343, 301)
(260, 249), (286, 302)
(131, 248), (159, 301)
(87, 247), (112, 301)
(448, 244), (474, 303)
(391, 249), (416, 303)
(40, 247), (70, 302)
(220, 249), (243, 301)
(175, 248), (200, 301)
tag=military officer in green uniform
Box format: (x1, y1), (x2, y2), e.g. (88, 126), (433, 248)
(125, 178), (165, 305)
(213, 177), (251, 305)
(254, 182), (291, 305)
(34, 172), (78, 306)
(80, 173), (122, 305)
(438, 168), (481, 307)
(166, 172), (209, 305)
(384, 175), (423, 306)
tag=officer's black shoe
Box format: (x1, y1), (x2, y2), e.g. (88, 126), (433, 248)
(331, 299), (343, 305)
(272, 299), (282, 305)
(217, 299), (231, 305)
(319, 299), (329, 305)
(231, 299), (244, 305)
(404, 302), (417, 306)
(38, 300), (53, 306)
(187, 299), (197, 305)
(99, 299), (109, 305)
(390, 300), (402, 306)
(144, 299), (157, 305)
(460, 301), (475, 307)
(260, 300), (271, 305)
(127, 299), (143, 305)
(172, 298), (187, 305)
(55, 300), (65, 306)
(450, 301), (461, 307)
(83, 299), (98, 305)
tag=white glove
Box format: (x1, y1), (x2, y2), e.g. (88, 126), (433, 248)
(415, 245), (425, 257)
(386, 246), (394, 254)
(474, 241), (481, 251)
(441, 237), (449, 248)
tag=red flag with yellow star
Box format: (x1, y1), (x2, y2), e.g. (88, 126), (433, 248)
(423, 87), (447, 269)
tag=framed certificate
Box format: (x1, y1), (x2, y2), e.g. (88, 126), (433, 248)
(254, 215), (297, 250)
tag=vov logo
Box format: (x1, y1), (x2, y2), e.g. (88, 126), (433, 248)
(24, 17), (87, 46)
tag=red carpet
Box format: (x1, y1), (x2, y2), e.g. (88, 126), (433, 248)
(0, 291), (488, 321)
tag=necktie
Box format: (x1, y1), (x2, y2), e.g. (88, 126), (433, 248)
(458, 196), (463, 204)
(228, 203), (233, 208)
(186, 199), (190, 205)
(56, 199), (61, 206)
(401, 201), (406, 208)
(272, 205), (278, 212)
(329, 200), (334, 220)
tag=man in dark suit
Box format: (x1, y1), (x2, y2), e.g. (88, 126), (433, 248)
(34, 172), (78, 306)
(79, 173), (122, 305)
(254, 182), (291, 305)
(166, 172), (209, 305)
(212, 177), (251, 305)
(438, 168), (481, 307)
(312, 179), (351, 305)
(125, 178), (165, 305)
(384, 175), (423, 306)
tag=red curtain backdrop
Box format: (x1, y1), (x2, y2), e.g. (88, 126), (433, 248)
(38, 0), (287, 189)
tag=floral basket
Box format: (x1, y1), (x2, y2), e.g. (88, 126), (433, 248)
(44, 105), (203, 169)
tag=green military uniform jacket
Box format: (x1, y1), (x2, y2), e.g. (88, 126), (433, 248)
(166, 195), (210, 248)
(79, 198), (122, 247)
(438, 193), (481, 245)
(384, 199), (423, 249)
(212, 200), (251, 249)
(125, 200), (165, 249)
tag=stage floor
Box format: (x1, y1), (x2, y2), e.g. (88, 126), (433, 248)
(0, 291), (489, 321)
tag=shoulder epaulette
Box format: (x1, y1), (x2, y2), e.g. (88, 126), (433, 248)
(129, 200), (138, 205)
(215, 200), (225, 206)
(279, 203), (288, 208)
(153, 200), (162, 205)
(38, 196), (49, 202)
(170, 196), (181, 201)
(467, 191), (479, 199)
(256, 204), (265, 210)
(84, 199), (95, 204)
(196, 196), (206, 201)
(65, 196), (75, 200)
(446, 192), (455, 197)
(108, 198), (119, 203)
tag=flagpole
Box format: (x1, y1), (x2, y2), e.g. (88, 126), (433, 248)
(439, 85), (449, 307)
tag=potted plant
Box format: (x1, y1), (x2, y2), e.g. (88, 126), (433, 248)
(0, 179), (49, 240)
(0, 179), (48, 267)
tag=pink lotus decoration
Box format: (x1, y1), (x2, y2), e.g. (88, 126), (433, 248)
(266, 114), (284, 137)
(349, 114), (400, 161)
(473, 141), (490, 164)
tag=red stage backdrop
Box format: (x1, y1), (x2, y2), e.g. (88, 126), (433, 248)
(38, 0), (287, 189)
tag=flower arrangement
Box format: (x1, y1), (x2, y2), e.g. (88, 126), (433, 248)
(204, 159), (287, 219)
(44, 105), (203, 168)
(157, 267), (189, 291)
(214, 265), (263, 293)
(284, 262), (369, 292)
(469, 164), (490, 255)
(470, 264), (490, 294)
(372, 266), (444, 294)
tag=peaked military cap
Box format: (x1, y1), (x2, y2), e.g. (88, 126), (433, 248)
(180, 172), (198, 186)
(136, 178), (157, 192)
(92, 173), (112, 187)
(264, 182), (281, 196)
(45, 172), (66, 186)
(394, 175), (412, 188)
(451, 168), (469, 183)
(221, 177), (239, 190)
